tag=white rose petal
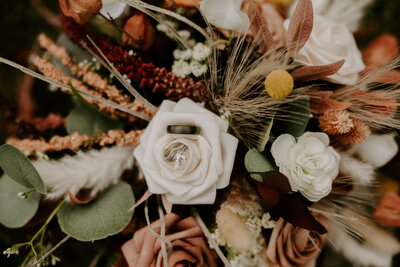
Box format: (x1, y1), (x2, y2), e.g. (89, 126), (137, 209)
(100, 0), (127, 19)
(134, 98), (239, 204)
(271, 132), (340, 202)
(284, 15), (365, 85)
(352, 134), (398, 168)
(200, 0), (250, 32)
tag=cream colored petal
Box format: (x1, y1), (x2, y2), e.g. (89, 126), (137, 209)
(271, 134), (296, 166)
(216, 132), (238, 189)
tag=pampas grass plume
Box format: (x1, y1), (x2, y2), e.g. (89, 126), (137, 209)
(216, 207), (254, 253)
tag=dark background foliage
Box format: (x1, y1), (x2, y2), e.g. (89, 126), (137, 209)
(0, 0), (399, 266)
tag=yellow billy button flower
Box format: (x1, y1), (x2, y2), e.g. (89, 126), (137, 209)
(264, 70), (294, 98)
(270, 0), (295, 7)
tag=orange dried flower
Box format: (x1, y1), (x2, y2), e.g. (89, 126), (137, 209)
(122, 13), (155, 51)
(37, 34), (154, 121)
(59, 0), (102, 25)
(319, 109), (354, 135)
(374, 192), (400, 227)
(332, 118), (371, 146)
(362, 34), (398, 69)
(6, 130), (143, 155)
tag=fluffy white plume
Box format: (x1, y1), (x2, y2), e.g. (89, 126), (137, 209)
(321, 0), (374, 32)
(351, 134), (399, 168)
(339, 153), (375, 185)
(328, 220), (400, 267)
(33, 146), (135, 200)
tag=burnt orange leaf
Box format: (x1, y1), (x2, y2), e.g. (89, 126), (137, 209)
(375, 70), (400, 85)
(171, 0), (201, 7)
(307, 91), (352, 114)
(248, 3), (275, 53)
(350, 89), (399, 116)
(251, 171), (327, 234)
(291, 60), (345, 81)
(286, 0), (313, 57)
(270, 193), (327, 234)
(350, 89), (399, 107)
(67, 188), (95, 205)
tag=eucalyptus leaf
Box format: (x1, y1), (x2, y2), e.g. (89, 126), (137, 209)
(66, 83), (123, 135)
(0, 175), (41, 228)
(0, 144), (46, 194)
(245, 148), (276, 182)
(58, 182), (135, 242)
(274, 95), (310, 138)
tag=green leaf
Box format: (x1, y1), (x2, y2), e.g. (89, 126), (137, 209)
(245, 148), (276, 182)
(0, 175), (40, 228)
(58, 181), (135, 241)
(0, 144), (46, 194)
(66, 82), (123, 135)
(274, 95), (310, 138)
(256, 118), (274, 152)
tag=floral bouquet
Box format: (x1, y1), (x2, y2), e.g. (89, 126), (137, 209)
(1, 0), (400, 266)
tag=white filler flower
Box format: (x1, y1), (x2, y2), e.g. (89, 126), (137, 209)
(271, 132), (340, 202)
(134, 98), (238, 204)
(200, 0), (250, 32)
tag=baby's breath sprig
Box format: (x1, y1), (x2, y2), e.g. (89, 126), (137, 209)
(5, 200), (65, 266)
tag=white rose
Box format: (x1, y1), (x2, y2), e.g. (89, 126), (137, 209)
(271, 132), (340, 202)
(284, 15), (365, 85)
(134, 98), (238, 204)
(200, 0), (250, 32)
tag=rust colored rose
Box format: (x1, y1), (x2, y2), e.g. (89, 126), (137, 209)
(122, 13), (155, 51)
(374, 192), (400, 227)
(121, 213), (217, 267)
(59, 0), (102, 24)
(266, 217), (327, 267)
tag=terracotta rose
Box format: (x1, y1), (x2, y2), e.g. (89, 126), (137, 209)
(121, 213), (217, 267)
(266, 217), (327, 267)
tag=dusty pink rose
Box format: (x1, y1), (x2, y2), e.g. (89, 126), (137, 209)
(266, 217), (327, 267)
(121, 213), (217, 267)
(59, 0), (102, 24)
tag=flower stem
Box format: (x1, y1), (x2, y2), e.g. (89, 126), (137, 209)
(191, 207), (231, 267)
(33, 235), (71, 266)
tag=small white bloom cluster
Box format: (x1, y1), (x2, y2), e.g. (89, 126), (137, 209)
(172, 42), (211, 78)
(122, 74), (131, 84)
(3, 247), (19, 258)
(174, 32), (210, 78)
(156, 20), (179, 39)
(156, 20), (211, 78)
(261, 213), (276, 229)
(77, 58), (100, 71)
